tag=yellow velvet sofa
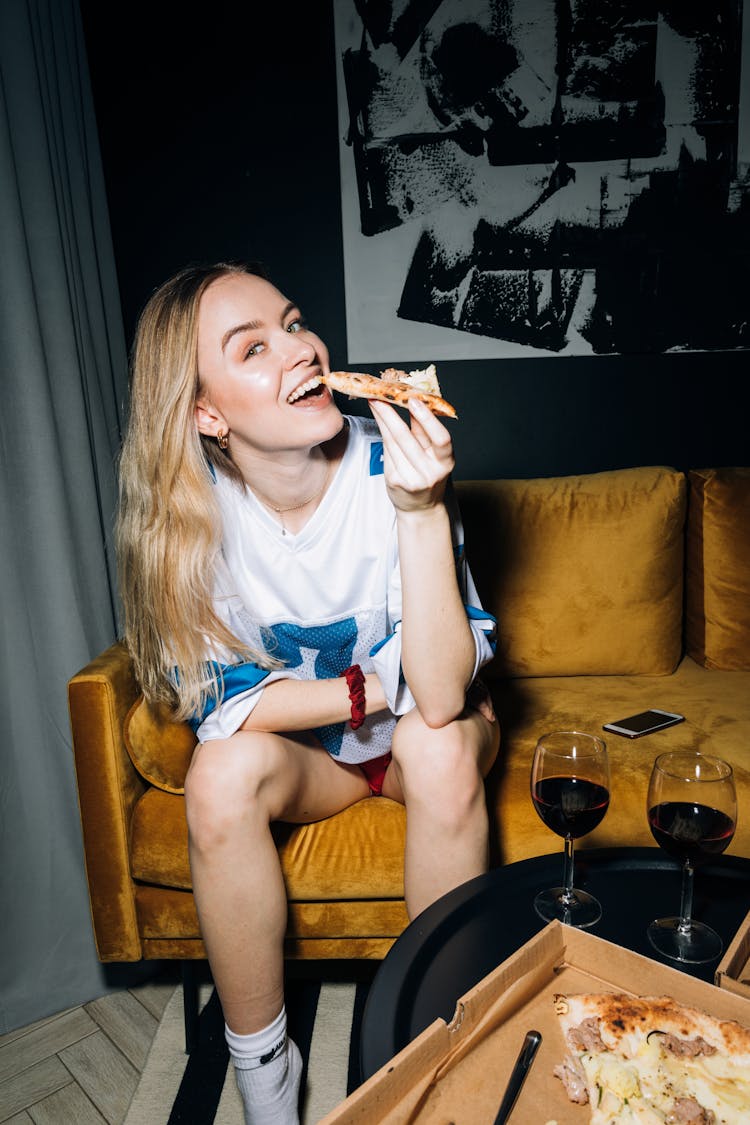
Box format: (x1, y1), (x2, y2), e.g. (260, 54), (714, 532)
(68, 465), (750, 970)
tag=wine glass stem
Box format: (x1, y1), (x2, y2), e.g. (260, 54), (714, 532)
(561, 836), (575, 905)
(677, 862), (695, 934)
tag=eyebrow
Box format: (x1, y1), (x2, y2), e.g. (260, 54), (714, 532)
(220, 301), (298, 352)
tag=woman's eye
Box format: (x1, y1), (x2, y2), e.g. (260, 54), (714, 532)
(244, 341), (264, 358)
(286, 318), (305, 334)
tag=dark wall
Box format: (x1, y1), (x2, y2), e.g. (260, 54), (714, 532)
(78, 1), (747, 481)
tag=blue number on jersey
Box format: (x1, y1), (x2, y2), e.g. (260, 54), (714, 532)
(369, 441), (384, 476)
(263, 619), (360, 755)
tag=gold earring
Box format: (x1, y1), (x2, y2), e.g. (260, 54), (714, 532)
(217, 430), (229, 450)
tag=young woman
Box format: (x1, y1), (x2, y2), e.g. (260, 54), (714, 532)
(117, 261), (500, 1124)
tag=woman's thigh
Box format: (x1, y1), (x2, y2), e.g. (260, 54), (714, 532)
(186, 729), (372, 827)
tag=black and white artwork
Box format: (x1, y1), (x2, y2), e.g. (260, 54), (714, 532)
(333, 0), (750, 360)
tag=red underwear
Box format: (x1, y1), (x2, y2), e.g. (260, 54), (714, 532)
(358, 751), (392, 796)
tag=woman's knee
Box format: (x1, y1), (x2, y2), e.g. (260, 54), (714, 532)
(184, 730), (289, 850)
(392, 714), (486, 813)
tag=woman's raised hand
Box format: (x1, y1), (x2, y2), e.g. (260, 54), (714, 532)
(368, 398), (455, 513)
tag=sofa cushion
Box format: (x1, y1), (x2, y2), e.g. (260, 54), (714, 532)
(130, 790), (407, 900)
(686, 468), (750, 670)
(133, 885), (408, 959)
(456, 466), (686, 678)
(485, 655), (750, 866)
(124, 696), (195, 793)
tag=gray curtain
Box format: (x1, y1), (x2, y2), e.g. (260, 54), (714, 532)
(1, 0), (130, 1031)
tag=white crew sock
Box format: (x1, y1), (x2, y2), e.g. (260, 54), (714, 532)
(225, 1007), (302, 1125)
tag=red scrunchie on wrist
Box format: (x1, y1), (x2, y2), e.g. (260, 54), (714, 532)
(342, 665), (366, 730)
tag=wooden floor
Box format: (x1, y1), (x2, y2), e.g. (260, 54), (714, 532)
(0, 974), (177, 1125)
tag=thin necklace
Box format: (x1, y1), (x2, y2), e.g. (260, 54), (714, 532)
(251, 461), (332, 536)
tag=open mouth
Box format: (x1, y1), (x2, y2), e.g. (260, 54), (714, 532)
(286, 376), (326, 405)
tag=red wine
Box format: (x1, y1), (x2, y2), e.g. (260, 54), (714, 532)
(532, 776), (610, 838)
(648, 801), (735, 864)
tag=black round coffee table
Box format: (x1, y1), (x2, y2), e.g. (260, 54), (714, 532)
(360, 847), (750, 1078)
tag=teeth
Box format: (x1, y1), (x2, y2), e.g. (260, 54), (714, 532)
(287, 376), (322, 404)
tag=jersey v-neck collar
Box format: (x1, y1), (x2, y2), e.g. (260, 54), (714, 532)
(242, 420), (354, 548)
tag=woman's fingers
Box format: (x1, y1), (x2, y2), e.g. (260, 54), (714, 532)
(407, 397), (453, 451)
(369, 398), (455, 504)
(369, 399), (452, 470)
(368, 403), (431, 485)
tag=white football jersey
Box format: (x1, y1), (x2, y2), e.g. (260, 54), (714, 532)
(192, 415), (496, 763)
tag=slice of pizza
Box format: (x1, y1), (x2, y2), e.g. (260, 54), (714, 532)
(320, 367), (457, 418)
(553, 992), (750, 1123)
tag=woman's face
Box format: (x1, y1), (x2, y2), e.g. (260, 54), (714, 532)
(195, 272), (342, 456)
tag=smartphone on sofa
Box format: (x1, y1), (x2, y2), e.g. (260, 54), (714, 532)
(603, 709), (685, 739)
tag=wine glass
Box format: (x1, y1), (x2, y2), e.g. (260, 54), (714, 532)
(647, 751), (737, 963)
(530, 731), (610, 928)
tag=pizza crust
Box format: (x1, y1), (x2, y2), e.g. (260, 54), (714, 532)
(556, 994), (750, 1058)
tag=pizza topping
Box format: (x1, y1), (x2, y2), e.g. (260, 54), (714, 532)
(568, 1017), (608, 1054)
(649, 1032), (718, 1059)
(665, 1097), (716, 1124)
(586, 1052), (641, 1103)
(381, 363), (441, 395)
(553, 1055), (590, 1104)
(553, 993), (750, 1123)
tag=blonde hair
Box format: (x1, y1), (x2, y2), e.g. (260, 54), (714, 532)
(116, 261), (279, 721)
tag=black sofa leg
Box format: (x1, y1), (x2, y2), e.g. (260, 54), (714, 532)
(181, 960), (200, 1054)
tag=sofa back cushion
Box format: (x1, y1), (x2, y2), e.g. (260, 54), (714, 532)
(686, 467), (750, 670)
(456, 466), (686, 678)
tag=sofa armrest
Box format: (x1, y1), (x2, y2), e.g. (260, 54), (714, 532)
(68, 641), (146, 961)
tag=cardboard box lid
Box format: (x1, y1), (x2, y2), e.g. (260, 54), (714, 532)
(321, 921), (750, 1124)
(716, 907), (750, 1002)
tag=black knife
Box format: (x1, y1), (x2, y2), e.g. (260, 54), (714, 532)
(492, 1029), (542, 1124)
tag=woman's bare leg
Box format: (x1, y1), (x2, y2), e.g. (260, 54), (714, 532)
(381, 705), (499, 919)
(184, 731), (369, 1034)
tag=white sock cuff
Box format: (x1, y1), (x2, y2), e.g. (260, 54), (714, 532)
(225, 1007), (287, 1070)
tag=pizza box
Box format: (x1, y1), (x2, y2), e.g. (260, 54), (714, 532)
(716, 907), (750, 1001)
(319, 921), (750, 1124)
